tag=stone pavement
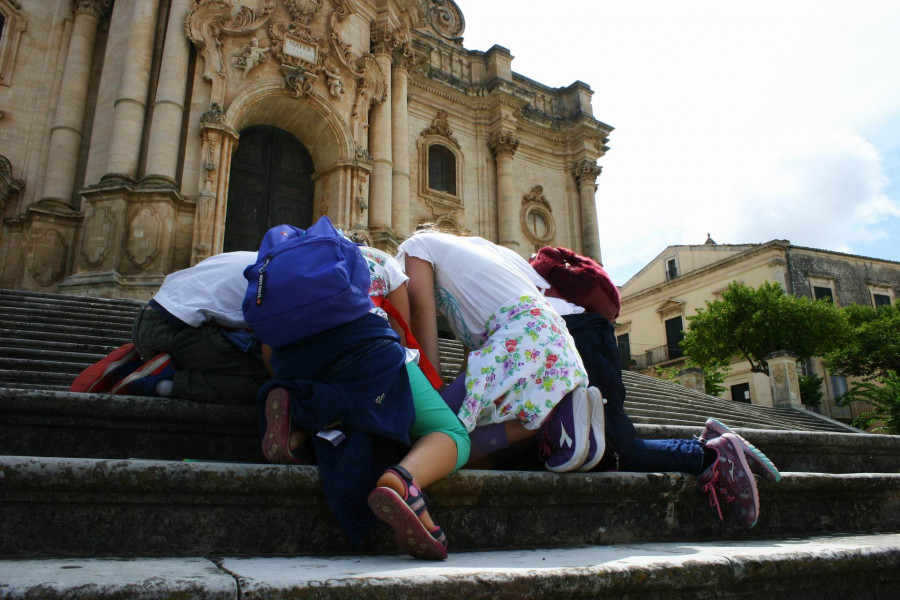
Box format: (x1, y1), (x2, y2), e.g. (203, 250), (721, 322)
(2, 533), (898, 599)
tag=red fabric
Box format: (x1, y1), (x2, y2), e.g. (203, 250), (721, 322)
(530, 246), (620, 321)
(371, 296), (444, 389)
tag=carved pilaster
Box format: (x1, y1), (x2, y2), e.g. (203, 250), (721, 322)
(72, 0), (112, 19)
(572, 160), (603, 186)
(488, 132), (519, 157)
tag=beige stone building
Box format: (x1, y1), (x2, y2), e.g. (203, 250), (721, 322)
(616, 237), (900, 421)
(0, 0), (612, 298)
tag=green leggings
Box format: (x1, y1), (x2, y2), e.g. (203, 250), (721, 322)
(406, 362), (471, 471)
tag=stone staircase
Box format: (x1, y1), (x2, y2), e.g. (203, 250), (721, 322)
(1, 288), (898, 598)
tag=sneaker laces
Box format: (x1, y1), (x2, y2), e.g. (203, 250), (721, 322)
(700, 467), (736, 521)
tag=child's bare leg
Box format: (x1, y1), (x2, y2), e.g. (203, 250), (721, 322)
(376, 432), (457, 530)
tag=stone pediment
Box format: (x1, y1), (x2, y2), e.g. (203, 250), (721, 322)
(655, 299), (685, 320)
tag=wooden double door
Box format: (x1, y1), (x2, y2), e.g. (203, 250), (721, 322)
(224, 126), (315, 252)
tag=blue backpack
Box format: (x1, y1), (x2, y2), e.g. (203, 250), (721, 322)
(242, 216), (373, 348)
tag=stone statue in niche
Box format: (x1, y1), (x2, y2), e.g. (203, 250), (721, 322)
(234, 38), (270, 76)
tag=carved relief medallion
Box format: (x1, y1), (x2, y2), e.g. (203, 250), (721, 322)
(126, 207), (162, 269)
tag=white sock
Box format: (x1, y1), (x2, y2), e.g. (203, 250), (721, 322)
(155, 379), (174, 397)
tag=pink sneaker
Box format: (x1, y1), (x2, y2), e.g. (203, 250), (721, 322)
(699, 432), (760, 528)
(700, 418), (781, 482)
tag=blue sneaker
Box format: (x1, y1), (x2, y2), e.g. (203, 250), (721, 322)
(700, 418), (781, 482)
(576, 386), (607, 472)
(111, 353), (176, 396)
(538, 387), (590, 472)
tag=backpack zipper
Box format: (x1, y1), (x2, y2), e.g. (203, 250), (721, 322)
(256, 256), (272, 305)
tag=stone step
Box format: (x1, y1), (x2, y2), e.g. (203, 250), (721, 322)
(0, 288), (144, 312)
(2, 532), (897, 599)
(623, 402), (841, 432)
(0, 303), (138, 326)
(2, 455), (899, 558)
(6, 388), (897, 472)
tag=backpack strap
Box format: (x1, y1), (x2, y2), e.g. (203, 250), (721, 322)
(372, 295), (445, 390)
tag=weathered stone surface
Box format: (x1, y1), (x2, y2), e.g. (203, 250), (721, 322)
(2, 457), (899, 558)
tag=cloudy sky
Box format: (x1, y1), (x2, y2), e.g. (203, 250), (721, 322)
(453, 0), (900, 286)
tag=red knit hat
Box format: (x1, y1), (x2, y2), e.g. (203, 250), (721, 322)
(530, 246), (620, 321)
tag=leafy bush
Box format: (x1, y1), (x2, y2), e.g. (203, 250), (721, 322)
(837, 370), (900, 434)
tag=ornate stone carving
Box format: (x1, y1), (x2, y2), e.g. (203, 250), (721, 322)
(28, 229), (68, 287)
(232, 37), (270, 76)
(572, 160), (602, 185)
(370, 26), (399, 56)
(355, 145), (373, 164)
(0, 154), (24, 213)
(126, 207), (162, 269)
(522, 185), (550, 210)
(421, 110), (459, 148)
(324, 66), (344, 98)
(282, 64), (317, 98)
(424, 0), (465, 43)
(72, 0), (112, 19)
(285, 0), (324, 26)
(199, 102), (224, 124)
(488, 132), (519, 157)
(81, 205), (112, 267)
(392, 42), (416, 72)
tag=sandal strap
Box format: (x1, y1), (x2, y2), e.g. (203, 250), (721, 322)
(382, 464), (430, 517)
(429, 525), (448, 549)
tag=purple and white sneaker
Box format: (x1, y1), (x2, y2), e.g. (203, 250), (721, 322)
(699, 432), (760, 528)
(700, 418), (781, 482)
(576, 386), (607, 472)
(538, 387), (590, 472)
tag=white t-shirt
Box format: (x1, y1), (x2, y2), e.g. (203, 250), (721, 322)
(153, 251), (256, 329)
(360, 246), (408, 298)
(395, 232), (551, 349)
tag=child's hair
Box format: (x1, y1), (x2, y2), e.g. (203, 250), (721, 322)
(346, 228), (372, 246)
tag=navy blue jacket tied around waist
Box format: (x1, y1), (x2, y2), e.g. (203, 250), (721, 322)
(258, 312), (415, 543)
(562, 313), (636, 457)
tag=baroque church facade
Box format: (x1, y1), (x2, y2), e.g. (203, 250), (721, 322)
(0, 0), (612, 299)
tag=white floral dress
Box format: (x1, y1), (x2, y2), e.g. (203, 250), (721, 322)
(396, 233), (587, 432)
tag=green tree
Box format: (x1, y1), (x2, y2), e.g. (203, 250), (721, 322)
(798, 373), (824, 408)
(825, 303), (900, 379)
(837, 370), (900, 434)
(682, 281), (847, 376)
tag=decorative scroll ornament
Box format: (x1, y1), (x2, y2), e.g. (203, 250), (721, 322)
(421, 110), (459, 148)
(488, 131), (519, 157)
(572, 160), (603, 185)
(282, 65), (317, 98)
(425, 0), (465, 42)
(285, 0), (324, 26)
(522, 185), (551, 210)
(324, 66), (344, 98)
(199, 102), (224, 124)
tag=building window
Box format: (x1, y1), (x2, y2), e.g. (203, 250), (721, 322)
(813, 286), (833, 303)
(874, 293), (892, 307)
(665, 258), (678, 280)
(427, 144), (457, 195)
(616, 333), (631, 366)
(0, 0), (26, 87)
(664, 315), (684, 360)
(830, 374), (848, 401)
(731, 382), (751, 403)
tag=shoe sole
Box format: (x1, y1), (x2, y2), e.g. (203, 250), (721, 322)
(718, 433), (761, 528)
(545, 387), (591, 473)
(704, 418), (781, 483)
(70, 343), (139, 393)
(367, 487), (448, 560)
(262, 388), (307, 465)
(577, 387), (607, 472)
(110, 353), (171, 396)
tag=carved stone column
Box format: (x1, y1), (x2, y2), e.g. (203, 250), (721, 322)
(40, 0), (111, 206)
(489, 131), (520, 251)
(143, 0), (192, 186)
(390, 43), (415, 238)
(767, 351), (802, 408)
(572, 159), (603, 263)
(192, 111), (239, 265)
(103, 0), (159, 181)
(367, 27), (395, 233)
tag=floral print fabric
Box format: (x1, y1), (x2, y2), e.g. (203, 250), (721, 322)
(459, 294), (588, 431)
